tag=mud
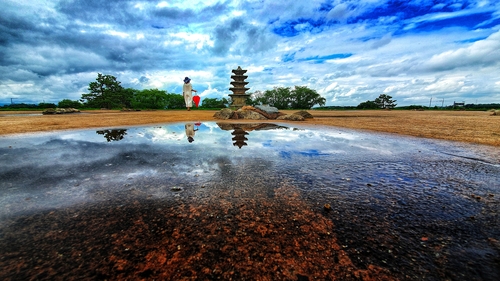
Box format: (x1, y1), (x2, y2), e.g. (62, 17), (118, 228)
(0, 122), (499, 280)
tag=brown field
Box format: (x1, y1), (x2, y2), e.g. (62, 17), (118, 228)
(1, 109), (499, 147)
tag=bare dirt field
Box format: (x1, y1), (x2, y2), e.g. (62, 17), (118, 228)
(1, 109), (499, 147)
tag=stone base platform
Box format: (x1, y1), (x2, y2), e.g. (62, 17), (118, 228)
(213, 105), (313, 121)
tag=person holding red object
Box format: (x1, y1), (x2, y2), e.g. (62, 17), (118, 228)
(192, 95), (200, 108)
(182, 77), (197, 111)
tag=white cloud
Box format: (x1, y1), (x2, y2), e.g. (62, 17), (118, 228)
(424, 76), (465, 93)
(424, 30), (500, 71)
(105, 30), (130, 38)
(168, 32), (214, 49)
(327, 3), (351, 22)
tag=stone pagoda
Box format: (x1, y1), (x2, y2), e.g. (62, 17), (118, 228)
(228, 66), (250, 108)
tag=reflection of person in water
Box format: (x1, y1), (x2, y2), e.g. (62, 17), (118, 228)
(185, 123), (198, 143)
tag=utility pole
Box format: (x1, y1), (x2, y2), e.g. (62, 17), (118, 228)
(437, 98), (444, 107)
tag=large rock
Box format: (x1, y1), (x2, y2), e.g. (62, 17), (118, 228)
(253, 108), (285, 119)
(42, 108), (80, 115)
(255, 105), (279, 114)
(42, 108), (56, 114)
(240, 106), (284, 119)
(276, 114), (305, 121)
(62, 108), (80, 114)
(213, 106), (286, 120)
(236, 110), (267, 120)
(213, 108), (234, 119)
(292, 110), (314, 119)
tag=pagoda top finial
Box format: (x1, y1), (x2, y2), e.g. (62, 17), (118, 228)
(232, 66), (247, 75)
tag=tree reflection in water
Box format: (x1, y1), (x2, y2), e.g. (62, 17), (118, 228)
(96, 129), (128, 142)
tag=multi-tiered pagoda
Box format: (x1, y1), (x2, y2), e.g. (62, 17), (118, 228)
(228, 66), (250, 108)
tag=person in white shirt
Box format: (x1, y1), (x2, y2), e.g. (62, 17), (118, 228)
(182, 77), (197, 111)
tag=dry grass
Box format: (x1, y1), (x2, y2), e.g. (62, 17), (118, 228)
(0, 110), (216, 135)
(302, 110), (500, 147)
(1, 109), (499, 147)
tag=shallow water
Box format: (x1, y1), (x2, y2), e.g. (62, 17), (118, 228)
(0, 113), (43, 117)
(0, 122), (499, 280)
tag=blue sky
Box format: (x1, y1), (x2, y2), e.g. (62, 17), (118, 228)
(1, 0), (499, 106)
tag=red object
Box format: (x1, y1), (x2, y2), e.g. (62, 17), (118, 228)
(193, 95), (200, 107)
(194, 122), (202, 126)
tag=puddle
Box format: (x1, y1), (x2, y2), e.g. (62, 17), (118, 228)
(0, 122), (499, 280)
(0, 113), (43, 117)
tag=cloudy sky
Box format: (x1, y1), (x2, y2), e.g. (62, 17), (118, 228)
(1, 0), (499, 107)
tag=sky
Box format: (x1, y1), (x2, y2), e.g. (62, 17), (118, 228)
(1, 0), (500, 107)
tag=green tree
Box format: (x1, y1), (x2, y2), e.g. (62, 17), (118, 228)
(120, 88), (135, 109)
(249, 86), (326, 109)
(58, 99), (82, 108)
(164, 93), (186, 109)
(81, 73), (128, 109)
(290, 86), (326, 109)
(132, 89), (168, 109)
(247, 91), (263, 106)
(200, 97), (229, 109)
(374, 94), (397, 109)
(37, 102), (56, 109)
(406, 105), (425, 110)
(255, 87), (292, 109)
(357, 100), (379, 109)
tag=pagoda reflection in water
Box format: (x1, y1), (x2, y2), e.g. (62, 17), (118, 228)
(231, 127), (249, 149)
(217, 123), (290, 149)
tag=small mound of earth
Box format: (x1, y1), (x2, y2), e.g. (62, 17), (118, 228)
(291, 110), (314, 119)
(213, 106), (312, 121)
(277, 114), (304, 121)
(42, 108), (80, 115)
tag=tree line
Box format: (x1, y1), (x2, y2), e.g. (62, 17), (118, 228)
(4, 73), (498, 110)
(246, 86), (326, 109)
(77, 73), (327, 110)
(81, 73), (182, 109)
(356, 94), (397, 109)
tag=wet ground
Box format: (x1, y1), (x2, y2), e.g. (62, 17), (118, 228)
(0, 122), (499, 280)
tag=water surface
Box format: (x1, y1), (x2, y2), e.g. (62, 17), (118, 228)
(0, 122), (499, 280)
